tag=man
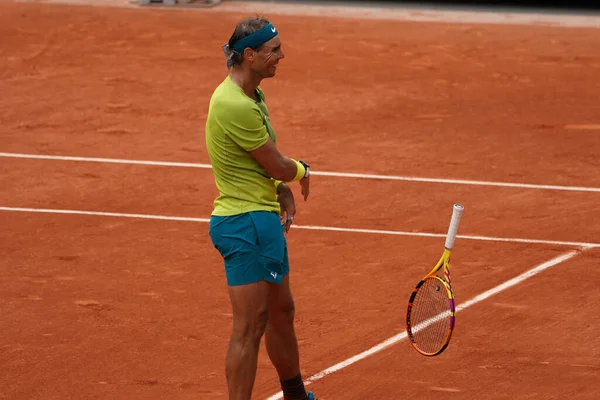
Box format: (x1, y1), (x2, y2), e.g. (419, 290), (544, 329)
(205, 16), (317, 400)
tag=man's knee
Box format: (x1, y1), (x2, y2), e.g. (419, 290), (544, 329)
(233, 306), (270, 342)
(270, 298), (295, 326)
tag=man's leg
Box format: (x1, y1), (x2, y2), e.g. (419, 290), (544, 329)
(226, 281), (270, 400)
(265, 275), (308, 400)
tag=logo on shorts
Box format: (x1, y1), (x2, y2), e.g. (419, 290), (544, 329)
(270, 272), (278, 279)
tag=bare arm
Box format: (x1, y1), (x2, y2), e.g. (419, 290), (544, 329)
(250, 139), (302, 182)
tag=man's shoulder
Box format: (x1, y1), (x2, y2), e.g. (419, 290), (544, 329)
(210, 82), (260, 122)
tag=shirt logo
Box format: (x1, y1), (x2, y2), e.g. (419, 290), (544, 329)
(270, 272), (278, 279)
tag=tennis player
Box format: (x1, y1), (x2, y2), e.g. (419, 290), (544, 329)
(205, 17), (317, 400)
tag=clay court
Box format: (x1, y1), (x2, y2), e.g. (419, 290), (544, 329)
(1, 1), (600, 398)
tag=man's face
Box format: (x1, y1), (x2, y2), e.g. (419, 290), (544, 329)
(250, 36), (285, 78)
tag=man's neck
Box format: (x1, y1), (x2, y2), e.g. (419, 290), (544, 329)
(230, 67), (262, 100)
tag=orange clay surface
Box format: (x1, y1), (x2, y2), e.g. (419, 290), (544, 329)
(1, 2), (600, 399)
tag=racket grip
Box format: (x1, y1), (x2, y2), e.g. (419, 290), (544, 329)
(445, 204), (464, 250)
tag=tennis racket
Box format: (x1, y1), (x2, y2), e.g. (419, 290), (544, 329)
(406, 203), (464, 356)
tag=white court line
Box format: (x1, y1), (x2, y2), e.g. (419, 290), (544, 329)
(1, 206), (599, 249)
(2, 152), (600, 193)
(0, 152), (211, 169)
(0, 207), (211, 223)
(296, 225), (600, 248)
(266, 248), (588, 400)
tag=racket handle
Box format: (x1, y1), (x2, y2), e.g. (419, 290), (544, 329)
(445, 204), (464, 250)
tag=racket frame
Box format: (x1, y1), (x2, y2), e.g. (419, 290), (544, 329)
(405, 203), (464, 357)
(406, 250), (456, 356)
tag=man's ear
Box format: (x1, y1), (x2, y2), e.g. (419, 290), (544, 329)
(243, 48), (255, 61)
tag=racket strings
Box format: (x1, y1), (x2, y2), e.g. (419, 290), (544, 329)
(409, 278), (452, 354)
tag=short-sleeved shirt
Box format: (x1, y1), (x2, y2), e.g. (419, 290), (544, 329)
(205, 75), (280, 217)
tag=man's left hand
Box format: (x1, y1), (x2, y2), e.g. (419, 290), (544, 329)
(277, 183), (296, 233)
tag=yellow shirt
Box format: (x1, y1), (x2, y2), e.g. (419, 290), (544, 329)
(205, 76), (280, 216)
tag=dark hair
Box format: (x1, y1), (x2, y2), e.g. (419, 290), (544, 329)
(223, 16), (270, 68)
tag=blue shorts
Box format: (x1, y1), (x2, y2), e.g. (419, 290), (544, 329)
(209, 211), (289, 286)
